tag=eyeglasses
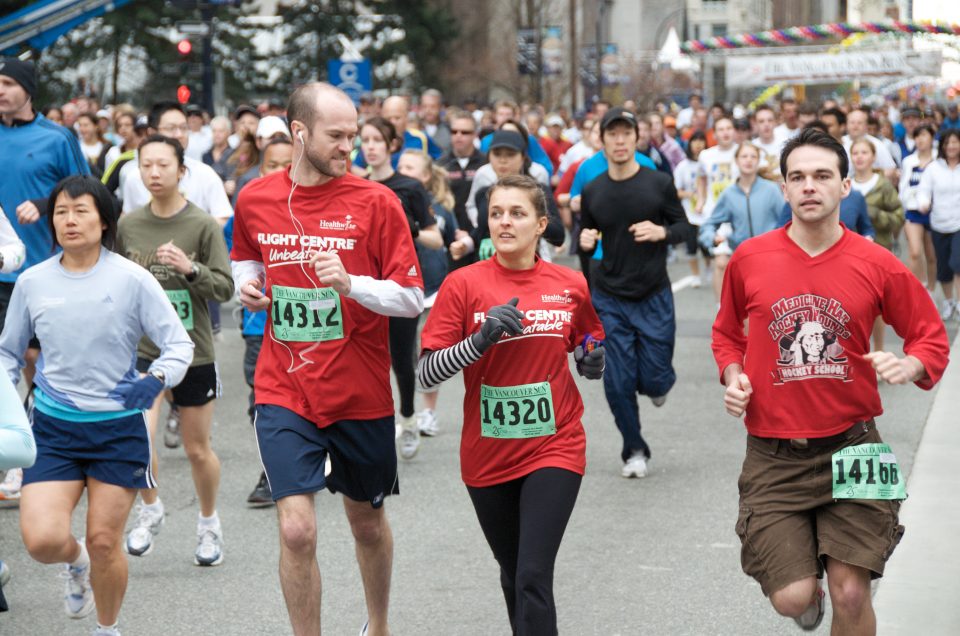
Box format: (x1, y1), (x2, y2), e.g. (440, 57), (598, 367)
(451, 129), (476, 135)
(158, 124), (189, 134)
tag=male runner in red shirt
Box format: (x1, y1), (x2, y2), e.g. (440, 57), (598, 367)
(232, 83), (423, 636)
(712, 127), (949, 633)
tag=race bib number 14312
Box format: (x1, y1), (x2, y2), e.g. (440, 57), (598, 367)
(271, 285), (343, 343)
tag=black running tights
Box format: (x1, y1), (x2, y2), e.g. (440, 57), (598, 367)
(388, 315), (419, 418)
(467, 467), (582, 636)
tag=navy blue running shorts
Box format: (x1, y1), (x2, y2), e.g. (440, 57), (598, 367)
(23, 408), (155, 489)
(254, 404), (399, 507)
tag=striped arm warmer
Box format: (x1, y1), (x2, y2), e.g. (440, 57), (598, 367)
(417, 334), (485, 390)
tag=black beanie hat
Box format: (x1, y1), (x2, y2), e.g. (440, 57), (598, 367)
(0, 58), (37, 100)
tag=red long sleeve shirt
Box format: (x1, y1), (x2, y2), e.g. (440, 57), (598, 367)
(712, 225), (949, 439)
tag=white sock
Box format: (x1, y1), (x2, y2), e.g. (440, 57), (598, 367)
(69, 539), (89, 569)
(97, 622), (118, 631)
(198, 512), (220, 530)
(143, 498), (163, 514)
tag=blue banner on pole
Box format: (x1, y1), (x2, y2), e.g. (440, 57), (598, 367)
(327, 59), (372, 105)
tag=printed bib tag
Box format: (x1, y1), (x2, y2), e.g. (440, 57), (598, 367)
(165, 289), (193, 331)
(832, 443), (906, 500)
(480, 381), (556, 439)
(271, 285), (343, 343)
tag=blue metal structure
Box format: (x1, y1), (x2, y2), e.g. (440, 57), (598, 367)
(0, 0), (135, 55)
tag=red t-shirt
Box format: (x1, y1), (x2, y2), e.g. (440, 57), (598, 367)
(712, 225), (949, 439)
(540, 136), (572, 173)
(231, 170), (423, 427)
(420, 257), (604, 487)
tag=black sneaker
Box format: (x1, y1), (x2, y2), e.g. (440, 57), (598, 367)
(246, 472), (274, 508)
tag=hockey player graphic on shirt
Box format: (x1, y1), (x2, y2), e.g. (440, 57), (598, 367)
(770, 294), (851, 384)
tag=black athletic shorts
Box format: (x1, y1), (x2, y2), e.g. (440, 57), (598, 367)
(136, 359), (221, 407)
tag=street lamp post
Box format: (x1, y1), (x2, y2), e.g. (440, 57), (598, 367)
(596, 0), (612, 104)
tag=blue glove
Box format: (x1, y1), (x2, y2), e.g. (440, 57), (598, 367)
(478, 238), (495, 260)
(122, 374), (164, 410)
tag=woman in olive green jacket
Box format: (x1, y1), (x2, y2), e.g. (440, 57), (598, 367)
(850, 138), (904, 250)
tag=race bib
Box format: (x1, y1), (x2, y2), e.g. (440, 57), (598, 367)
(832, 443), (906, 500)
(480, 381), (556, 439)
(271, 285), (343, 343)
(165, 289), (193, 331)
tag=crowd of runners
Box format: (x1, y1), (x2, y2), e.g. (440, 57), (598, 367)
(0, 54), (954, 635)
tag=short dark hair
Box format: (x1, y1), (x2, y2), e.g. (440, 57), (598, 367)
(148, 101), (185, 130)
(937, 129), (960, 160)
(264, 136), (293, 151)
(685, 131), (707, 159)
(912, 123), (937, 139)
(803, 120), (830, 135)
(798, 102), (818, 117)
(780, 127), (849, 179)
(753, 104), (775, 118)
(46, 176), (119, 251)
(138, 134), (185, 166)
(820, 107), (846, 126)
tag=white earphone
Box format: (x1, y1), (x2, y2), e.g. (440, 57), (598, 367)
(298, 130), (304, 143)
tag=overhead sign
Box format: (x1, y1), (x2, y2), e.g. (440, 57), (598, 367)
(176, 21), (210, 36)
(726, 50), (942, 87)
(327, 59), (372, 105)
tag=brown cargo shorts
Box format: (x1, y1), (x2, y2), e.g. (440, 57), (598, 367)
(735, 420), (905, 596)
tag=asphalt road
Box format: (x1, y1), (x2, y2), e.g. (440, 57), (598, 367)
(0, 256), (953, 636)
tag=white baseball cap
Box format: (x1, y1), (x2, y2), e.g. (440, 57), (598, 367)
(256, 115), (291, 140)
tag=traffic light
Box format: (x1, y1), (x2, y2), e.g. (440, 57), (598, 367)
(176, 38), (193, 105)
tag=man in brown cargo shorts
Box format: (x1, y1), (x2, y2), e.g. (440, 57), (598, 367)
(711, 127), (950, 634)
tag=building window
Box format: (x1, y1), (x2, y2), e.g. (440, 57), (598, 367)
(712, 23), (728, 37)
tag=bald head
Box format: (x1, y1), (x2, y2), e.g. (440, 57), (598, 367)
(286, 82), (356, 133)
(381, 96), (410, 135)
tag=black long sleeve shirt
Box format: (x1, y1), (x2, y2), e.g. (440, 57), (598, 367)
(580, 167), (692, 301)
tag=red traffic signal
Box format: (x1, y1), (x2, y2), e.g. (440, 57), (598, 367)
(177, 85), (191, 104)
(177, 39), (192, 56)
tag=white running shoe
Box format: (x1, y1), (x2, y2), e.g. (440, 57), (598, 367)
(398, 416), (420, 460)
(125, 502), (165, 556)
(194, 525), (224, 566)
(621, 453), (649, 479)
(163, 408), (181, 449)
(93, 627), (122, 636)
(941, 299), (957, 322)
(0, 467), (23, 502)
(417, 409), (439, 437)
(62, 560), (95, 618)
(0, 560), (10, 587)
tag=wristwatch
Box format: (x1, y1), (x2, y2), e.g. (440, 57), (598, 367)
(185, 262), (199, 282)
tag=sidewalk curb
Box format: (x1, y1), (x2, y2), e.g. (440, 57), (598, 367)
(874, 329), (959, 635)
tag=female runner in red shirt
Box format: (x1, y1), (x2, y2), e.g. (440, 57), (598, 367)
(418, 174), (605, 635)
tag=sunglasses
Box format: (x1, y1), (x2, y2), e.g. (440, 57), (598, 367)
(451, 129), (476, 135)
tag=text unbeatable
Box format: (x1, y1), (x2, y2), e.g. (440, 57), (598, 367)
(258, 232), (357, 251)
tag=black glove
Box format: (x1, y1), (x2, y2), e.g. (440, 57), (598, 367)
(574, 342), (605, 379)
(122, 374), (164, 410)
(471, 298), (525, 353)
